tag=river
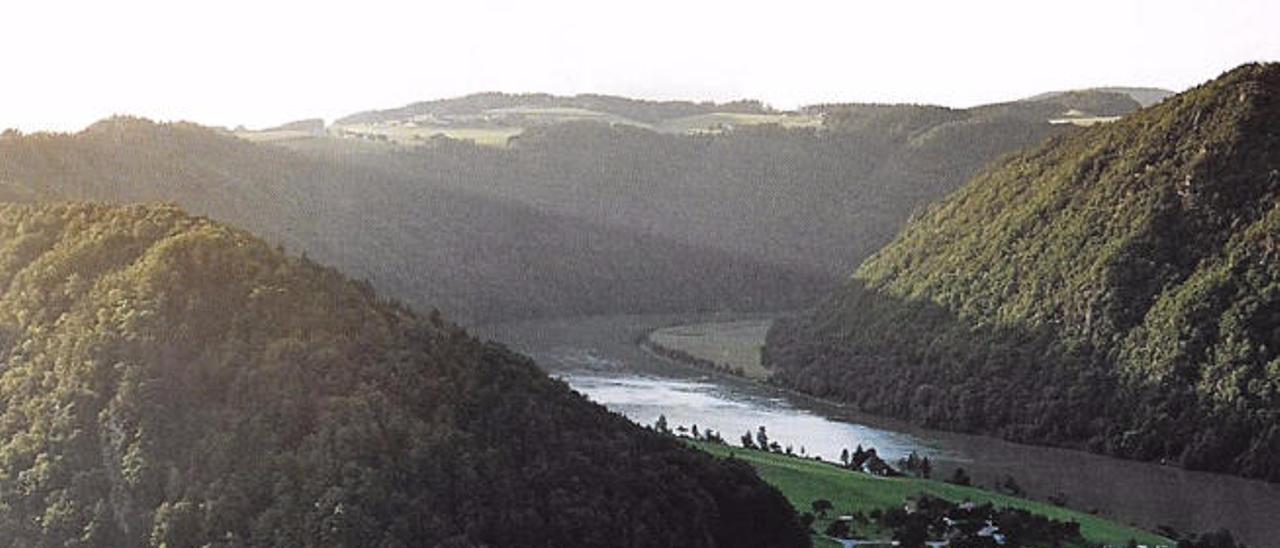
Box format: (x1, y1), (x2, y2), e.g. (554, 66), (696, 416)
(474, 313), (1280, 547)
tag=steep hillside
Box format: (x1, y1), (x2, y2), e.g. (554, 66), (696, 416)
(0, 119), (826, 323)
(766, 63), (1280, 481)
(0, 203), (808, 547)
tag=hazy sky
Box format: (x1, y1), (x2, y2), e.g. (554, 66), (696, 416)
(3, 0), (1278, 132)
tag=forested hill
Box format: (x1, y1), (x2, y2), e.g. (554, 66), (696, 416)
(0, 119), (825, 324)
(765, 63), (1280, 481)
(1023, 87), (1175, 108)
(0, 203), (808, 547)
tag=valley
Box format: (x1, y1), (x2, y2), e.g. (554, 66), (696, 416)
(4, 3), (1276, 546)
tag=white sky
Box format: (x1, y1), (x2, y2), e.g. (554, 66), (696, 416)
(2, 0), (1278, 132)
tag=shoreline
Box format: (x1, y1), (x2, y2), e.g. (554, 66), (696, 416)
(477, 312), (1280, 546)
(638, 319), (902, 422)
(635, 314), (1278, 545)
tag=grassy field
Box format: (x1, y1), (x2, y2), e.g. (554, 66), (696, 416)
(1048, 115), (1123, 126)
(485, 106), (649, 127)
(648, 319), (773, 379)
(330, 108), (823, 147)
(335, 123), (523, 146)
(690, 441), (1171, 548)
(233, 129), (319, 143)
(656, 112), (822, 134)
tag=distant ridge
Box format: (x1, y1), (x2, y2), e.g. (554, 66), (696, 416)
(262, 117), (326, 134)
(335, 91), (772, 126)
(1023, 86), (1175, 108)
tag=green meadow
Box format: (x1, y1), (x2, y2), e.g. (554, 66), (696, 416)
(690, 441), (1171, 548)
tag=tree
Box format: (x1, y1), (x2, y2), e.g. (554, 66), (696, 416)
(705, 429), (724, 444)
(994, 474), (1024, 497)
(948, 467), (972, 486)
(741, 431), (757, 449)
(654, 415), (670, 434)
(756, 426), (769, 450)
(893, 520), (929, 548)
(840, 448), (850, 466)
(691, 424), (700, 439)
(864, 453), (898, 477)
(898, 451), (929, 477)
(810, 499), (833, 519)
(850, 445), (870, 469)
(824, 520), (850, 539)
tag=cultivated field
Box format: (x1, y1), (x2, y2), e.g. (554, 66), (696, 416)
(648, 319), (773, 379)
(656, 112), (822, 134)
(330, 107), (823, 146)
(334, 123), (524, 146)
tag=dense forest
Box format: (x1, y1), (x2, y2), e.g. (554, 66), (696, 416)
(765, 63), (1280, 481)
(0, 203), (809, 547)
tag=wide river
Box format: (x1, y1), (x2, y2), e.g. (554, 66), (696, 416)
(475, 313), (1280, 547)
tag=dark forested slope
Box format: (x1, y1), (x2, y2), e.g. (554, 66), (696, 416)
(766, 63), (1280, 481)
(0, 203), (808, 547)
(0, 119), (824, 323)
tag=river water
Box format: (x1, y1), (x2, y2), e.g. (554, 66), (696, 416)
(474, 313), (1280, 547)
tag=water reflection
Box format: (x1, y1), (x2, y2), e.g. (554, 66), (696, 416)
(560, 370), (956, 464)
(476, 313), (1280, 547)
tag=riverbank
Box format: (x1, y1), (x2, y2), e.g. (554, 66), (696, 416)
(689, 440), (1169, 548)
(474, 313), (1280, 547)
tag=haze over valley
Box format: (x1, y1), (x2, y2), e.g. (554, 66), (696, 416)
(2, 1), (1279, 547)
